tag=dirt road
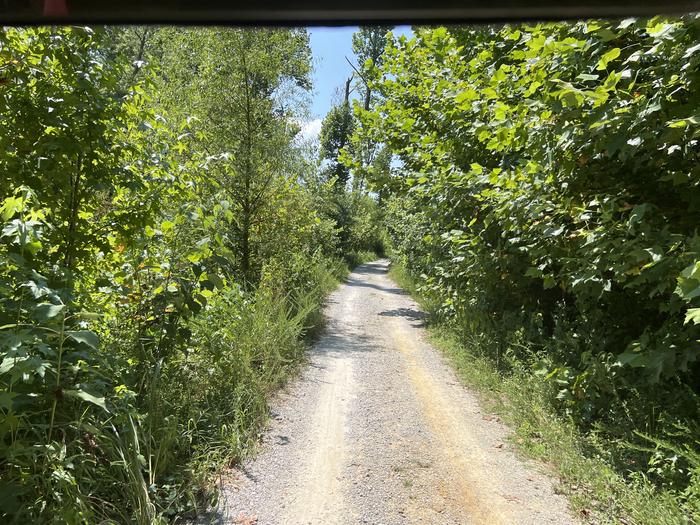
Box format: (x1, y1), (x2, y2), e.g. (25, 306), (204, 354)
(217, 260), (574, 524)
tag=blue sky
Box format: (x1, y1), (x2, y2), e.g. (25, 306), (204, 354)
(299, 26), (412, 142)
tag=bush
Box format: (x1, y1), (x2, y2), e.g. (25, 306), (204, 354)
(361, 16), (700, 517)
(0, 25), (383, 523)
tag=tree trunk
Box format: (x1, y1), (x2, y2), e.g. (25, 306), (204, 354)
(344, 75), (352, 104)
(63, 154), (83, 275)
(241, 208), (251, 284)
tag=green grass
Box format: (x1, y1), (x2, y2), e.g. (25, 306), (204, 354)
(389, 263), (698, 525)
(125, 256), (358, 521)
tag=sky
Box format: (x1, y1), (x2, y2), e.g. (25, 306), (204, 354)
(299, 26), (413, 143)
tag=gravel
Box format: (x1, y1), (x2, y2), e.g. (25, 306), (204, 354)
(210, 260), (576, 525)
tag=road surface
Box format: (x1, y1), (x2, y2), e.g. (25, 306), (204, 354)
(215, 260), (574, 525)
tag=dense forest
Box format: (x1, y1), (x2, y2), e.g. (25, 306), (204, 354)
(1, 15), (700, 525)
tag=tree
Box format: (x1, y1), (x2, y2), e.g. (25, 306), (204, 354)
(351, 26), (393, 110)
(0, 26), (149, 281)
(340, 26), (395, 193)
(319, 102), (354, 191)
(154, 28), (312, 284)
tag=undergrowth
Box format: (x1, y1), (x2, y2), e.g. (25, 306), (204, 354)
(140, 253), (374, 519)
(150, 257), (350, 518)
(389, 262), (700, 525)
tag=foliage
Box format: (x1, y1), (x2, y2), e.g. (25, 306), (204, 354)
(341, 26), (394, 194)
(315, 26), (390, 257)
(152, 27), (313, 284)
(0, 26), (148, 278)
(0, 25), (378, 523)
(319, 102), (355, 190)
(355, 15), (700, 520)
(351, 26), (394, 111)
(0, 187), (111, 521)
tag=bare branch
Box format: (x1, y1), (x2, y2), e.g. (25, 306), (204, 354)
(345, 57), (369, 86)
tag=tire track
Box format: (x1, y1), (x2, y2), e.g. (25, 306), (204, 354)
(217, 260), (575, 525)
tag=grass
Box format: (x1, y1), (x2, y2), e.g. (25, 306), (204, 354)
(176, 252), (380, 515)
(388, 262), (697, 525)
(117, 254), (366, 521)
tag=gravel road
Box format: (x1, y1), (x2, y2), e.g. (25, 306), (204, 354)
(214, 260), (575, 525)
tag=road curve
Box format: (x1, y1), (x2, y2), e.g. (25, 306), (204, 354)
(215, 260), (575, 525)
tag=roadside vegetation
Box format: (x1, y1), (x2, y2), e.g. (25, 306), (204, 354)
(2, 15), (699, 525)
(0, 26), (383, 523)
(351, 16), (700, 524)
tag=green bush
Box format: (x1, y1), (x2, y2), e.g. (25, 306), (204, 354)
(0, 25), (383, 523)
(359, 15), (700, 517)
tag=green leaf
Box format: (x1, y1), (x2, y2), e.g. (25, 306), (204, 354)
(577, 73), (599, 81)
(0, 392), (16, 411)
(596, 47), (621, 70)
(543, 276), (556, 289)
(618, 18), (636, 29)
(617, 349), (646, 367)
(64, 389), (108, 412)
(525, 267), (542, 278)
(207, 273), (225, 290)
(34, 303), (65, 321)
(65, 330), (99, 350)
(675, 262), (700, 302)
(646, 21), (675, 37)
(684, 308), (700, 325)
(595, 28), (618, 42)
(455, 88), (478, 105)
(684, 43), (700, 58)
(73, 311), (102, 320)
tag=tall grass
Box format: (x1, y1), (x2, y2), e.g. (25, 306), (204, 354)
(130, 255), (354, 520)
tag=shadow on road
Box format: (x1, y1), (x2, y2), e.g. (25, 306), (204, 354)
(345, 261), (409, 296)
(345, 278), (409, 296)
(351, 260), (388, 275)
(378, 307), (427, 324)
